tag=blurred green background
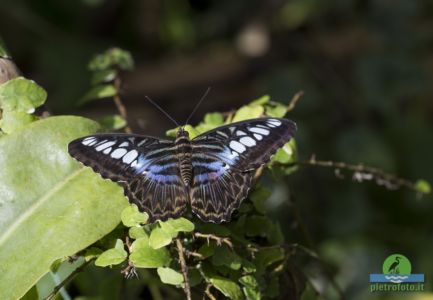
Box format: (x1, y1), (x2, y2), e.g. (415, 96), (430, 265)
(1, 0), (432, 299)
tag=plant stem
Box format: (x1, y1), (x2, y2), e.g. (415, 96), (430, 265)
(287, 155), (426, 195)
(175, 238), (192, 300)
(113, 76), (132, 133)
(44, 259), (93, 300)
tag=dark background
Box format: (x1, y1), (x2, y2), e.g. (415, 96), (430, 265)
(2, 0), (432, 299)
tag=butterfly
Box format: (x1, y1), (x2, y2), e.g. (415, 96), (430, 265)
(68, 117), (296, 223)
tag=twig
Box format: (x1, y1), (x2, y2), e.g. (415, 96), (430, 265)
(204, 284), (217, 300)
(286, 155), (427, 195)
(113, 76), (132, 133)
(175, 238), (192, 300)
(194, 232), (233, 249)
(45, 259), (93, 300)
(185, 249), (205, 260)
(287, 90), (304, 112)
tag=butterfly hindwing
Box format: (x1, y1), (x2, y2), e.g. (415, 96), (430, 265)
(190, 118), (296, 222)
(68, 134), (188, 222)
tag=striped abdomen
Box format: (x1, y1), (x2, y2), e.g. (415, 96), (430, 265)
(175, 130), (193, 186)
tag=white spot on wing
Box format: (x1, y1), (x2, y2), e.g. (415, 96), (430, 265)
(123, 150), (138, 164)
(269, 119), (282, 126)
(119, 142), (129, 147)
(239, 136), (256, 147)
(253, 133), (263, 140)
(229, 140), (246, 153)
(95, 141), (115, 151)
(82, 137), (96, 146)
(111, 148), (128, 159)
(249, 127), (269, 135)
(103, 147), (112, 154)
(236, 130), (247, 136)
(267, 119), (282, 127)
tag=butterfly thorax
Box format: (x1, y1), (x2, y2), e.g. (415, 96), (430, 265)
(175, 128), (193, 186)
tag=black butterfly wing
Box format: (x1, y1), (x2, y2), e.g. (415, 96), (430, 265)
(68, 134), (188, 222)
(190, 118), (296, 223)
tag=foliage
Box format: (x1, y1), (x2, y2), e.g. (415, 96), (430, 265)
(0, 44), (430, 300)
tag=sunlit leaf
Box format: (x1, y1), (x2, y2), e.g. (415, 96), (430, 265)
(157, 267), (184, 285)
(84, 247), (103, 262)
(121, 204), (149, 227)
(232, 105), (264, 122)
(210, 276), (243, 300)
(149, 226), (173, 249)
(0, 110), (37, 133)
(250, 95), (270, 106)
(95, 239), (127, 267)
(130, 237), (171, 268)
(129, 227), (148, 239)
(0, 116), (127, 299)
(0, 77), (46, 113)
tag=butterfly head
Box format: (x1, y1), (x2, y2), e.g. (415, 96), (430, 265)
(177, 127), (190, 139)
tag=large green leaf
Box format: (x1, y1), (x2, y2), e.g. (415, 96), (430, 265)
(0, 116), (128, 300)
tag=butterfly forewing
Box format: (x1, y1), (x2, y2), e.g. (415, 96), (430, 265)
(68, 134), (188, 222)
(189, 118), (296, 222)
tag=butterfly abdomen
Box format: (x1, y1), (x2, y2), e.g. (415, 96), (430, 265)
(176, 129), (193, 186)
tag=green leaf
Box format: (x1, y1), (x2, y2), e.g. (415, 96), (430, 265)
(157, 267), (184, 285)
(198, 243), (216, 258)
(210, 276), (243, 300)
(95, 239), (127, 267)
(121, 204), (149, 227)
(255, 248), (285, 269)
(239, 275), (261, 300)
(129, 227), (148, 239)
(239, 275), (258, 288)
(84, 247), (103, 262)
(20, 285), (38, 300)
(265, 103), (287, 118)
(250, 186), (271, 214)
(98, 114), (127, 131)
(166, 124), (200, 139)
(165, 217), (195, 233)
(89, 48), (134, 71)
(149, 226), (173, 249)
(80, 84), (116, 104)
(0, 116), (128, 300)
(0, 110), (37, 133)
(204, 112), (224, 125)
(250, 95), (270, 106)
(415, 179), (431, 194)
(0, 77), (47, 113)
(232, 105), (264, 122)
(129, 237), (171, 268)
(91, 69), (117, 85)
(272, 139), (297, 164)
(211, 245), (242, 270)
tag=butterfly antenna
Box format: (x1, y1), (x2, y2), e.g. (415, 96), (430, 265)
(184, 87), (211, 126)
(145, 95), (179, 127)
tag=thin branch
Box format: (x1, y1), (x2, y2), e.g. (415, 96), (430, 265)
(287, 90), (304, 112)
(113, 76), (132, 133)
(44, 259), (93, 300)
(286, 155), (427, 195)
(194, 232), (233, 249)
(204, 284), (217, 300)
(185, 249), (205, 260)
(175, 238), (192, 300)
